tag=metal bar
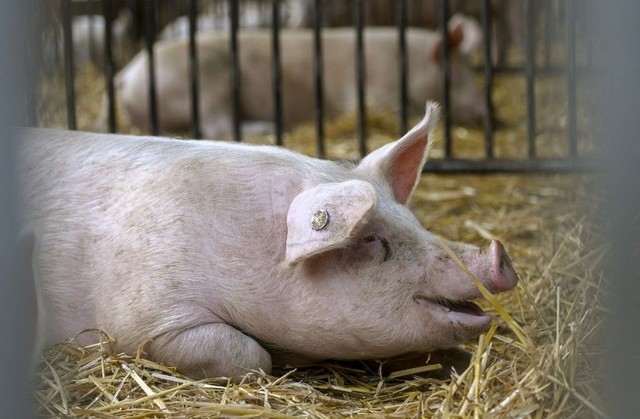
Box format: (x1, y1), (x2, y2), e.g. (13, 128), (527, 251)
(87, 0), (97, 65)
(478, 64), (602, 77)
(422, 158), (600, 174)
(525, 0), (536, 157)
(23, 0), (38, 126)
(25, 84), (37, 126)
(412, 0), (422, 27)
(313, 0), (325, 158)
(144, 0), (159, 135)
(584, 0), (593, 67)
(396, 0), (408, 136)
(543, 0), (552, 68)
(355, 0), (367, 158)
(437, 0), (451, 157)
(188, 0), (201, 138)
(271, 0), (283, 146)
(62, 0), (76, 130)
(128, 0), (141, 39)
(229, 0), (241, 141)
(103, 0), (116, 133)
(481, 0), (494, 158)
(25, 0), (38, 127)
(565, 0), (578, 156)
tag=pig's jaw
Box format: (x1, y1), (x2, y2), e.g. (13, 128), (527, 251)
(413, 295), (492, 332)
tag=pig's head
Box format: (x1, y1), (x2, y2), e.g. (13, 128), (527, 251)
(280, 102), (517, 361)
(429, 14), (487, 126)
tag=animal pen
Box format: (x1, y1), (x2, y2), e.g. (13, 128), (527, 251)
(11, 0), (637, 417)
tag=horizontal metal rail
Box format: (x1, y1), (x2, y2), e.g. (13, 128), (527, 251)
(423, 158), (600, 174)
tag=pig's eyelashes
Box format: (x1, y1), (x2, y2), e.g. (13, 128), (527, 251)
(381, 237), (391, 262)
(361, 234), (392, 262)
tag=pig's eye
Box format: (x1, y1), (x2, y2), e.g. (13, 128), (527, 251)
(361, 234), (391, 262)
(363, 234), (377, 243)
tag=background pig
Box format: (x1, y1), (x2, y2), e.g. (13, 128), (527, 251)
(108, 17), (485, 139)
(22, 103), (518, 381)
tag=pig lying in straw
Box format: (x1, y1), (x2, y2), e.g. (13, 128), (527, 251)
(105, 15), (486, 138)
(22, 103), (517, 380)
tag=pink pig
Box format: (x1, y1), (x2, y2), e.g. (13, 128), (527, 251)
(22, 103), (516, 380)
(107, 16), (486, 138)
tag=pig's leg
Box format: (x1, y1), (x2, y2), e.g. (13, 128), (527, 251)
(148, 323), (272, 381)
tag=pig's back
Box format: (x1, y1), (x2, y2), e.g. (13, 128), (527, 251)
(235, 28), (435, 123)
(19, 128), (316, 222)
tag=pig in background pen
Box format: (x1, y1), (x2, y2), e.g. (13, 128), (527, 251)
(101, 14), (487, 140)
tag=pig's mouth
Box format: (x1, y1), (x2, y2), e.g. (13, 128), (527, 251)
(414, 296), (492, 329)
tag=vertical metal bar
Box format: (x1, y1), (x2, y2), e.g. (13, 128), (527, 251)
(87, 0), (96, 65)
(396, 0), (408, 136)
(25, 82), (37, 126)
(271, 0), (283, 146)
(566, 0), (577, 156)
(229, 0), (242, 142)
(355, 0), (367, 158)
(188, 0), (201, 138)
(313, 0), (325, 158)
(525, 0), (536, 158)
(481, 0), (494, 158)
(62, 0), (76, 130)
(543, 0), (552, 69)
(145, 0), (159, 135)
(437, 0), (451, 158)
(585, 0), (594, 67)
(128, 0), (141, 39)
(24, 0), (38, 127)
(412, 0), (422, 27)
(103, 0), (117, 133)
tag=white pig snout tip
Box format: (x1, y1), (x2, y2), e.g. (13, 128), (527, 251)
(489, 240), (519, 292)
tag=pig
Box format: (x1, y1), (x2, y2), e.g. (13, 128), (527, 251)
(106, 16), (486, 139)
(22, 103), (518, 381)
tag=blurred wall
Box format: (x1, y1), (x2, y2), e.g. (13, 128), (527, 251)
(0, 0), (34, 418)
(598, 0), (640, 417)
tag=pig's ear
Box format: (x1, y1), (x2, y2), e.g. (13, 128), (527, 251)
(285, 180), (377, 265)
(429, 16), (465, 62)
(449, 13), (483, 56)
(356, 102), (440, 205)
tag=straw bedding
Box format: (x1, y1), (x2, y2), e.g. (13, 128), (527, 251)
(34, 65), (605, 418)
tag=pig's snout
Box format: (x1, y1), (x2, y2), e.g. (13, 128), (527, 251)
(488, 240), (518, 292)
